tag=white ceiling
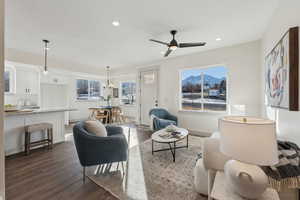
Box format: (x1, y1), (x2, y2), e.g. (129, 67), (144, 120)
(5, 0), (279, 71)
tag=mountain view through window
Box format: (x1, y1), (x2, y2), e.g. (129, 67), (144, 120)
(181, 66), (227, 111)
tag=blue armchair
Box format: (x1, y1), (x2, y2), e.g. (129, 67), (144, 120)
(149, 108), (178, 131)
(73, 121), (128, 181)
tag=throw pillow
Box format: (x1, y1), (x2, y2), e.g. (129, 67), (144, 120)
(84, 120), (107, 137)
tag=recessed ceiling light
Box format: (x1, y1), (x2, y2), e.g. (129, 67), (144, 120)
(216, 38), (222, 41)
(160, 51), (165, 55)
(112, 21), (120, 27)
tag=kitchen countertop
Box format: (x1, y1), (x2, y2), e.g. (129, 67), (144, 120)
(4, 108), (77, 117)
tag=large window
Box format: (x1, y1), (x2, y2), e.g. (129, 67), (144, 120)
(76, 79), (101, 100)
(180, 66), (227, 112)
(120, 82), (136, 105)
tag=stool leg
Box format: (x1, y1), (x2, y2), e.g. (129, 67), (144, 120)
(47, 128), (49, 148)
(50, 128), (53, 149)
(24, 132), (28, 155)
(26, 132), (31, 155)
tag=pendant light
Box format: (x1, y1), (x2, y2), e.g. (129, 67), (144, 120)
(43, 39), (50, 74)
(105, 66), (114, 88)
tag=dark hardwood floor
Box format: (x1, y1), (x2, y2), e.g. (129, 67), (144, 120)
(5, 124), (151, 200)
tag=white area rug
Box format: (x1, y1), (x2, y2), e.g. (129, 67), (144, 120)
(87, 134), (206, 200)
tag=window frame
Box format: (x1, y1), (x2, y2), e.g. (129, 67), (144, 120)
(4, 65), (16, 95)
(76, 78), (102, 101)
(179, 64), (229, 113)
(119, 81), (137, 105)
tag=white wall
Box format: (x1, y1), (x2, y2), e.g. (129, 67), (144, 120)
(261, 0), (300, 146)
(158, 41), (262, 133)
(0, 0), (5, 198)
(113, 41), (262, 134)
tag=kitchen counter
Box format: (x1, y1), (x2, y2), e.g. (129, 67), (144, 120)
(4, 108), (76, 117)
(4, 107), (76, 156)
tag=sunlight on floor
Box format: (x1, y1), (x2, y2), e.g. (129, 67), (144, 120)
(122, 126), (140, 148)
(122, 126), (148, 200)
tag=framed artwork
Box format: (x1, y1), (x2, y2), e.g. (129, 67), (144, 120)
(265, 27), (299, 111)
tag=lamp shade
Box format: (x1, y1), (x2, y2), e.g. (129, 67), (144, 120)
(219, 116), (278, 166)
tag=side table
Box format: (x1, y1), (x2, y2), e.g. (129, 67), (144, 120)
(211, 171), (280, 200)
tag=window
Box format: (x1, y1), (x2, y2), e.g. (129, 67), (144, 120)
(76, 79), (101, 100)
(180, 66), (227, 112)
(4, 71), (10, 92)
(120, 82), (136, 105)
(4, 66), (16, 94)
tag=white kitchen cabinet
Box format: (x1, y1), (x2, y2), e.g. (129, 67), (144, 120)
(16, 68), (39, 95)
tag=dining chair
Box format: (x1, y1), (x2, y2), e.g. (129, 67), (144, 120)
(111, 107), (124, 124)
(89, 108), (110, 124)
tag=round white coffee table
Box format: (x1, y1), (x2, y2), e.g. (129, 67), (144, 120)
(151, 128), (189, 162)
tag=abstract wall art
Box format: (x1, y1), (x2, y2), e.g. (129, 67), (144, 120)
(265, 27), (299, 111)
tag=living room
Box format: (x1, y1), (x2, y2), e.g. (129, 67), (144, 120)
(0, 0), (300, 199)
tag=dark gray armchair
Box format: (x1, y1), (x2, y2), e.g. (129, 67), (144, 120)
(149, 108), (178, 131)
(73, 121), (128, 181)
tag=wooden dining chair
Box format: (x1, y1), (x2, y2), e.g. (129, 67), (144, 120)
(89, 108), (110, 124)
(111, 107), (124, 124)
(97, 109), (110, 124)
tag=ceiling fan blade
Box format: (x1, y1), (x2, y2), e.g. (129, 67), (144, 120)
(149, 39), (169, 46)
(164, 48), (172, 57)
(179, 42), (206, 48)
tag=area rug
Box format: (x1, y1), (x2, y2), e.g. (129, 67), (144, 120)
(87, 135), (206, 200)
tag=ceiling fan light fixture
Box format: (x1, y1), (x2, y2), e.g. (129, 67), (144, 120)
(169, 45), (177, 50)
(112, 21), (120, 27)
(149, 30), (206, 57)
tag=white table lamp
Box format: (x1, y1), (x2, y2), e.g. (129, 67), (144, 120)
(219, 116), (278, 199)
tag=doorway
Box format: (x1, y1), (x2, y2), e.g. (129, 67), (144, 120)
(139, 68), (159, 126)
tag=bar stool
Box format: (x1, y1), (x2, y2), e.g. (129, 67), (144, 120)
(24, 122), (53, 155)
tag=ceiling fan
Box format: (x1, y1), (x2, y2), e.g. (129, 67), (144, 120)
(150, 30), (206, 57)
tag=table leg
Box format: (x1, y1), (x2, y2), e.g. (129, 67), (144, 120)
(187, 135), (189, 148)
(173, 142), (176, 162)
(152, 140), (154, 155)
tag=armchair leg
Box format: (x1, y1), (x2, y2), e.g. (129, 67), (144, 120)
(121, 162), (125, 177)
(95, 165), (100, 175)
(83, 167), (86, 183)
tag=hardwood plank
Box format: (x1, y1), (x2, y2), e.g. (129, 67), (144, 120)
(5, 124), (151, 200)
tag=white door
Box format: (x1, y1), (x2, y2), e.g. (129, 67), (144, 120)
(139, 69), (159, 125)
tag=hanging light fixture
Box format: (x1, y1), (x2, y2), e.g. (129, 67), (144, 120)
(105, 66), (114, 88)
(42, 39), (50, 74)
